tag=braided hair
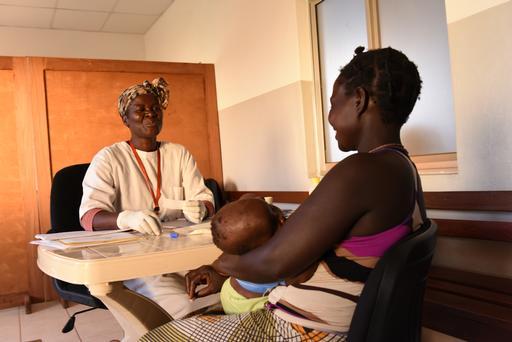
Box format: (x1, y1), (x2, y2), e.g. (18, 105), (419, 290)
(337, 46), (422, 125)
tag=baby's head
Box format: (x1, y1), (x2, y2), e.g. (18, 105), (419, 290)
(211, 198), (285, 255)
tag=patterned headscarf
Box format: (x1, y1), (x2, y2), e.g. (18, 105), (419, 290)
(118, 77), (169, 117)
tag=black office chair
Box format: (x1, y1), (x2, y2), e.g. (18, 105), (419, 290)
(49, 163), (107, 333)
(348, 219), (437, 342)
(204, 178), (226, 211)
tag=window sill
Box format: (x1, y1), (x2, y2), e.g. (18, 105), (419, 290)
(321, 152), (458, 176)
(411, 153), (458, 175)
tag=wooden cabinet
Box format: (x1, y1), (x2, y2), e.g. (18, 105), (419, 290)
(0, 58), (32, 310)
(0, 57), (221, 309)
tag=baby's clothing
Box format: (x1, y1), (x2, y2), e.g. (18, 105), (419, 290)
(220, 277), (281, 314)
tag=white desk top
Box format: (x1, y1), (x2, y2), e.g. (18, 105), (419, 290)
(37, 226), (222, 285)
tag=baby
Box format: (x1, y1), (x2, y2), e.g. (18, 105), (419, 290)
(210, 197), (286, 314)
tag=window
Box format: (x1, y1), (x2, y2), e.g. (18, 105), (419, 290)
(308, 0), (457, 176)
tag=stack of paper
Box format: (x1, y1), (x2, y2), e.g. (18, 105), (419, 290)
(32, 229), (139, 249)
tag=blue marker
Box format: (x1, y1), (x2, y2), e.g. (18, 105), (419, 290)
(169, 231), (179, 239)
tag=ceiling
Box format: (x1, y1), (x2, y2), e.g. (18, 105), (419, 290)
(0, 0), (175, 34)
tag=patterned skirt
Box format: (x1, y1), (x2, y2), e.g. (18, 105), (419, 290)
(140, 309), (347, 341)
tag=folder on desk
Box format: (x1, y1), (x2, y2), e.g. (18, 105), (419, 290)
(35, 228), (131, 241)
(57, 232), (139, 246)
(32, 229), (139, 249)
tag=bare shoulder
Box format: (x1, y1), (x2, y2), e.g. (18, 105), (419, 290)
(304, 153), (378, 215)
(282, 154), (380, 250)
(321, 151), (415, 235)
(322, 152), (382, 186)
(328, 151), (412, 185)
(314, 151), (414, 215)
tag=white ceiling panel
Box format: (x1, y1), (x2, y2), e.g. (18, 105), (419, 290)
(0, 0), (174, 33)
(0, 6), (53, 28)
(103, 13), (158, 34)
(57, 0), (117, 12)
(52, 9), (108, 31)
(114, 0), (174, 16)
(0, 0), (56, 7)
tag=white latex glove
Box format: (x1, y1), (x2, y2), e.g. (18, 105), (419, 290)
(183, 200), (207, 224)
(116, 210), (162, 235)
(158, 197), (186, 222)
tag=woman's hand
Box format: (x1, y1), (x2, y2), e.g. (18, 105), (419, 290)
(185, 265), (227, 299)
(183, 200), (207, 223)
(116, 210), (162, 235)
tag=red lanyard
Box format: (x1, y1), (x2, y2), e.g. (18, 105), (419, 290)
(129, 141), (161, 213)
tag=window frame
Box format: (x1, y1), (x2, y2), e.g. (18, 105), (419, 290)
(307, 0), (457, 177)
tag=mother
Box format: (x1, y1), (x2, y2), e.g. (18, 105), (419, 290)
(142, 46), (425, 341)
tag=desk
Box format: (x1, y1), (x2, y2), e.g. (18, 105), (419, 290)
(37, 228), (221, 341)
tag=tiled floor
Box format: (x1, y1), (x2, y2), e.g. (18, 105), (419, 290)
(0, 301), (465, 342)
(0, 301), (122, 342)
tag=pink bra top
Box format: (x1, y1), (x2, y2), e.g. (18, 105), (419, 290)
(338, 221), (411, 257)
(338, 145), (417, 258)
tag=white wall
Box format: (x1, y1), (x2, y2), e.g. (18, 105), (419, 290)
(0, 27), (145, 60)
(423, 1), (512, 278)
(445, 0), (510, 23)
(421, 1), (512, 192)
(145, 0), (302, 110)
(145, 0), (311, 190)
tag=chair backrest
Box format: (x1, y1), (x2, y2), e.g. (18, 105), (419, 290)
(348, 219), (438, 342)
(204, 178), (225, 211)
(49, 163), (90, 233)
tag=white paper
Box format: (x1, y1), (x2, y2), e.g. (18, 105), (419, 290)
(35, 228), (131, 241)
(58, 232), (138, 246)
(33, 229), (138, 249)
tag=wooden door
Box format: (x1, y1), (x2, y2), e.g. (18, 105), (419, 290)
(42, 59), (221, 180)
